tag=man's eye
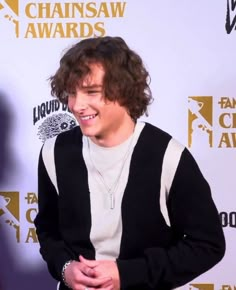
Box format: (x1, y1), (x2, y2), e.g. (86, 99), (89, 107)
(88, 90), (100, 94)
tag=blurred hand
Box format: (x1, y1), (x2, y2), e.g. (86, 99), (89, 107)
(64, 259), (113, 290)
(79, 255), (120, 290)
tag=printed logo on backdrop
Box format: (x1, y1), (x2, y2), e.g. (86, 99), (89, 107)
(0, 1), (127, 38)
(0, 191), (38, 243)
(0, 0), (19, 37)
(188, 96), (236, 148)
(188, 97), (213, 148)
(226, 0), (236, 34)
(33, 99), (76, 143)
(190, 283), (214, 290)
(189, 284), (236, 290)
(220, 211), (236, 228)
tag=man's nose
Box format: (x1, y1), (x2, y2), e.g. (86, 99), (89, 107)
(71, 93), (88, 111)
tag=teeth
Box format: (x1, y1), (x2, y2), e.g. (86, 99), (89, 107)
(81, 114), (96, 120)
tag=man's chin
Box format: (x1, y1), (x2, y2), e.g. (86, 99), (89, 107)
(80, 128), (96, 138)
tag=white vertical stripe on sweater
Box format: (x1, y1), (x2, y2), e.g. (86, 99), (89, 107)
(160, 138), (184, 226)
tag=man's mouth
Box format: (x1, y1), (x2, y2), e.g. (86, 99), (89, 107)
(80, 114), (97, 121)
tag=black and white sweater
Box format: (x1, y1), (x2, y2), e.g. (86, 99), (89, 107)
(34, 122), (225, 290)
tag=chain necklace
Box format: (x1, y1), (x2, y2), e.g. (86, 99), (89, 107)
(87, 134), (135, 209)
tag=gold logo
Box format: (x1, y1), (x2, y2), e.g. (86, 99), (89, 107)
(4, 0), (19, 15)
(0, 191), (39, 243)
(221, 286), (236, 290)
(0, 1), (127, 39)
(0, 191), (20, 242)
(188, 96), (236, 148)
(189, 283), (236, 290)
(188, 96), (213, 148)
(190, 284), (214, 290)
(0, 0), (19, 37)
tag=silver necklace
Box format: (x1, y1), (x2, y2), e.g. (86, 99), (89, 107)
(87, 134), (135, 209)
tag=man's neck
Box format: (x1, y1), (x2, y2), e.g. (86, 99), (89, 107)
(89, 119), (136, 147)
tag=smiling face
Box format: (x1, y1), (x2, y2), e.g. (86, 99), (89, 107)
(67, 63), (135, 147)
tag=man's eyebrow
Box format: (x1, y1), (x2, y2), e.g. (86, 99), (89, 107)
(81, 84), (103, 89)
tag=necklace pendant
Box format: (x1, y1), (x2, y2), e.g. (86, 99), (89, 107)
(110, 193), (115, 209)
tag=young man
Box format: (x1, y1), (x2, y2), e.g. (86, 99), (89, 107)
(34, 36), (225, 290)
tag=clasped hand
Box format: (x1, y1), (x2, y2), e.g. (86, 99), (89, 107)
(64, 255), (120, 290)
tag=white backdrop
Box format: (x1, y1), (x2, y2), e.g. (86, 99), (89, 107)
(0, 1), (235, 290)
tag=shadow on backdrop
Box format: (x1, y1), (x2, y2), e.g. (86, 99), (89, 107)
(0, 92), (57, 290)
(0, 92), (15, 184)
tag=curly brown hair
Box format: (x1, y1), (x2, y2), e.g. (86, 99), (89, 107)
(50, 36), (153, 120)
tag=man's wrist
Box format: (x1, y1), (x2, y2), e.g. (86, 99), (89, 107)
(61, 260), (73, 288)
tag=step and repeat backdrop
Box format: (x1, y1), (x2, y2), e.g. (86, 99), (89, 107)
(0, 1), (235, 290)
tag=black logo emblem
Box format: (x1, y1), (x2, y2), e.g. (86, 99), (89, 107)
(226, 0), (236, 34)
(37, 113), (76, 142)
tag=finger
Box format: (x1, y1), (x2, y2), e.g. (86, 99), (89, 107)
(79, 264), (96, 277)
(79, 255), (99, 268)
(92, 283), (114, 290)
(89, 286), (114, 290)
(99, 278), (114, 289)
(89, 283), (114, 290)
(79, 276), (112, 288)
(101, 279), (113, 286)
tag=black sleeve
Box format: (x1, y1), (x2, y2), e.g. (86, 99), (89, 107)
(34, 148), (74, 281)
(116, 148), (225, 290)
